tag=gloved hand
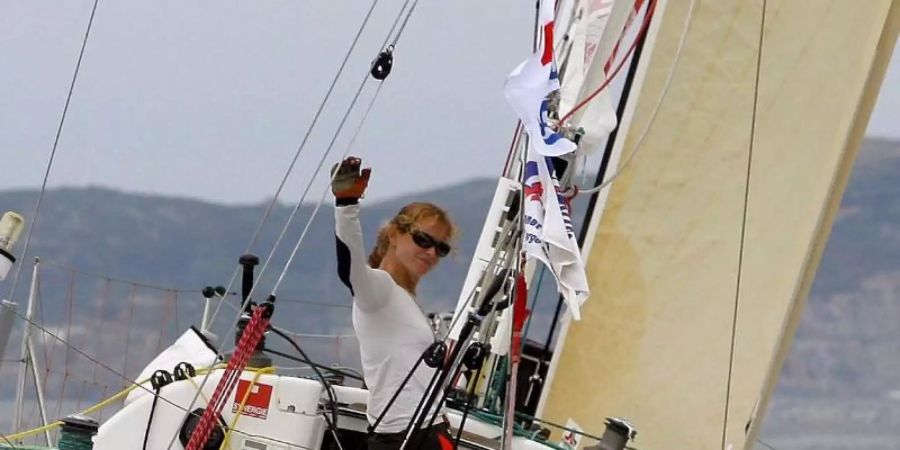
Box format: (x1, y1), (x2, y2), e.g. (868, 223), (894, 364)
(331, 156), (372, 202)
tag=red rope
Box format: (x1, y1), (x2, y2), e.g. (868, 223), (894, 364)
(511, 274), (529, 363)
(184, 304), (272, 450)
(558, 0), (657, 124)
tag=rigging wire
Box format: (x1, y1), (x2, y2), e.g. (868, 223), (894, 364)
(576, 0), (696, 195)
(383, 0), (417, 48)
(721, 1), (767, 449)
(501, 0), (541, 179)
(520, 0), (696, 427)
(205, 0), (383, 326)
(0, 300), (201, 426)
(176, 3), (423, 448)
(244, 0), (422, 299)
(204, 0), (410, 326)
(43, 258), (349, 310)
(39, 258), (203, 293)
(273, 82), (384, 295)
(0, 432), (18, 449)
(266, 78), (378, 296)
(502, 122), (524, 177)
(389, 0), (422, 48)
(5, 0), (100, 305)
(198, 82), (383, 427)
(0, 279), (335, 449)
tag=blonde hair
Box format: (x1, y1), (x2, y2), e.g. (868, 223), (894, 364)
(368, 202), (457, 268)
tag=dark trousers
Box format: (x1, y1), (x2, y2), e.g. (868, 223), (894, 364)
(368, 423), (454, 450)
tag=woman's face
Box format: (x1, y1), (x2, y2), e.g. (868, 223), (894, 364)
(391, 216), (451, 279)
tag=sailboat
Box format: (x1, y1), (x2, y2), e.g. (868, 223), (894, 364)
(2, 0), (897, 449)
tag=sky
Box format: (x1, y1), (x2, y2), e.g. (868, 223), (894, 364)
(0, 1), (898, 206)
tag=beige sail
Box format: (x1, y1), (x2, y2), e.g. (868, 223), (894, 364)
(537, 1), (899, 449)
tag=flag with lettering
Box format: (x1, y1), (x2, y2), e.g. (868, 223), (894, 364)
(504, 0), (578, 157)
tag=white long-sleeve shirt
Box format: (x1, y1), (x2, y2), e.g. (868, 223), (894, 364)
(334, 204), (441, 433)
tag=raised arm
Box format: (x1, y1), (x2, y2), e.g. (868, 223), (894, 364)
(334, 204), (391, 311)
(332, 157), (391, 311)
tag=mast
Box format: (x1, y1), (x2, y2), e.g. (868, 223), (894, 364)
(537, 0), (899, 449)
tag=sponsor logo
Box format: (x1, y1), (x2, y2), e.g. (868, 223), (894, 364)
(232, 380), (273, 419)
(559, 419), (583, 450)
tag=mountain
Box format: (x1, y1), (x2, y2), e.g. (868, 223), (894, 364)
(1, 138), (898, 448)
(759, 137), (900, 450)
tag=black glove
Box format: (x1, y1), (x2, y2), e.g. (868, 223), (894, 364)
(331, 156), (371, 204)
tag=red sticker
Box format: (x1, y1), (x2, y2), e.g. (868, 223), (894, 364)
(232, 380), (273, 419)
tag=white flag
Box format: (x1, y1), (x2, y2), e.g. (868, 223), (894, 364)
(504, 0), (577, 157)
(522, 152), (589, 320)
(505, 0), (589, 318)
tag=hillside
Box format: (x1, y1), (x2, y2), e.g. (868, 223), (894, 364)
(0, 138), (898, 448)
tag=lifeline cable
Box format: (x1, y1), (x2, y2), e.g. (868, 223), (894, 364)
(0, 301), (211, 431)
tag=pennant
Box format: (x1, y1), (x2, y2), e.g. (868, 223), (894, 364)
(521, 152), (589, 320)
(504, 0), (578, 157)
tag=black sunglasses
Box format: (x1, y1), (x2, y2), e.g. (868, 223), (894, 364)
(410, 230), (451, 257)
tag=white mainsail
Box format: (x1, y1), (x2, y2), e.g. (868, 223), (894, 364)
(537, 1), (899, 449)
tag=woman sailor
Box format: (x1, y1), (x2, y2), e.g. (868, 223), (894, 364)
(332, 156), (456, 450)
